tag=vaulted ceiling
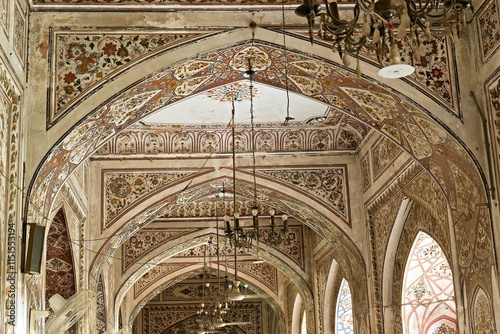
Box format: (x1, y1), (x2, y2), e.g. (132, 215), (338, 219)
(25, 1), (494, 332)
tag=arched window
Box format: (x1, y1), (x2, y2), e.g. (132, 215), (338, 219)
(402, 231), (457, 333)
(336, 278), (354, 334)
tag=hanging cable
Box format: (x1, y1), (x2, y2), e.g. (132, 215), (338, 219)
(215, 194), (221, 295)
(281, 0), (294, 125)
(249, 70), (257, 209)
(230, 98), (240, 233)
(230, 97), (239, 283)
(248, 65), (262, 258)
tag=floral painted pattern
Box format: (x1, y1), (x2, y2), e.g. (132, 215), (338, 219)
(371, 136), (402, 179)
(478, 0), (500, 61)
(96, 276), (106, 334)
(45, 209), (76, 306)
(51, 32), (197, 126)
(433, 323), (457, 334)
(409, 39), (455, 108)
(406, 276), (432, 301)
(99, 114), (368, 154)
(363, 36), (458, 115)
(206, 82), (258, 102)
(105, 171), (195, 228)
(259, 168), (348, 220)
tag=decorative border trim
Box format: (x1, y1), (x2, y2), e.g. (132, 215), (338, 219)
(484, 66), (500, 195)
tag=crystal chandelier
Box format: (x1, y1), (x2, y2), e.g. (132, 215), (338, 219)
(295, 0), (472, 78)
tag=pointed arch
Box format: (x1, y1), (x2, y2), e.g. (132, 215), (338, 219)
(402, 231), (456, 334)
(292, 293), (303, 334)
(45, 207), (76, 306)
(324, 259), (339, 334)
(336, 278), (353, 334)
(473, 287), (493, 333)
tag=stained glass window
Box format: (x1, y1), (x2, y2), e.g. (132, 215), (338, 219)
(336, 278), (354, 334)
(402, 231), (457, 334)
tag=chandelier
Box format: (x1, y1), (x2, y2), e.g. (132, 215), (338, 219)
(196, 238), (251, 333)
(196, 243), (229, 331)
(295, 0), (472, 78)
(222, 67), (290, 253)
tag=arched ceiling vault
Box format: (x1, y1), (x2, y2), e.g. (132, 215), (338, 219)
(27, 27), (493, 313)
(92, 167), (357, 259)
(97, 171), (362, 319)
(128, 269), (287, 334)
(125, 261), (289, 327)
(114, 229), (313, 307)
(113, 228), (308, 331)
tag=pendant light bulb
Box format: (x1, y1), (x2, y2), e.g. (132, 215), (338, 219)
(378, 43), (415, 78)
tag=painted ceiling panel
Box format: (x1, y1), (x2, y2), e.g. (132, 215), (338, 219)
(143, 81), (329, 125)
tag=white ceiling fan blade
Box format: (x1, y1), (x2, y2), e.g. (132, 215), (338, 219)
(221, 321), (252, 327)
(45, 290), (94, 334)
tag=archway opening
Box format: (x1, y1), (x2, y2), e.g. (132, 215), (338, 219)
(335, 278), (353, 334)
(402, 231), (457, 334)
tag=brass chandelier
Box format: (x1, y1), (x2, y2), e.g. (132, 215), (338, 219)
(222, 68), (289, 253)
(295, 0), (472, 78)
(195, 238), (250, 333)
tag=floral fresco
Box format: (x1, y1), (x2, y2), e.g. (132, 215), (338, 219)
(477, 0), (500, 61)
(50, 31), (203, 126)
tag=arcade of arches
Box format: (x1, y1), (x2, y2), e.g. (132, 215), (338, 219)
(0, 0), (499, 333)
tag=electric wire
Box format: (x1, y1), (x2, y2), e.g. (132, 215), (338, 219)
(281, 0), (293, 125)
(248, 64), (262, 258)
